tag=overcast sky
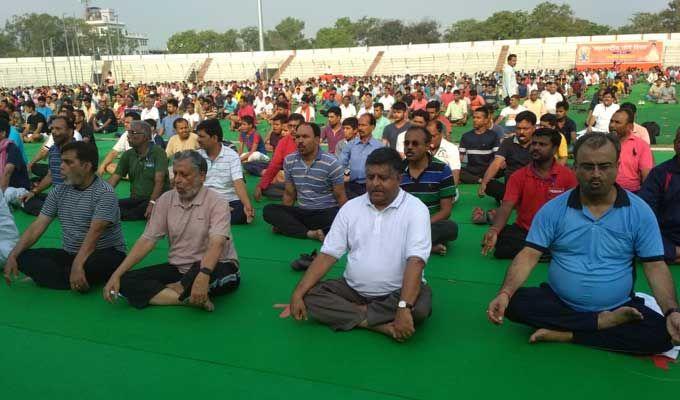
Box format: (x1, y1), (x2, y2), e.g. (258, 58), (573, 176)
(0, 0), (670, 48)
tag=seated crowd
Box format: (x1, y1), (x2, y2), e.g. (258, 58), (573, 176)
(0, 64), (679, 356)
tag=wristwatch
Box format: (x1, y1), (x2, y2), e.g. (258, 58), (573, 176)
(398, 300), (414, 310)
(199, 267), (213, 276)
(664, 307), (680, 318)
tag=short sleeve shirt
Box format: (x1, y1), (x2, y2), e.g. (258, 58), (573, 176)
(459, 129), (500, 176)
(284, 149), (344, 209)
(115, 144), (170, 199)
(5, 142), (31, 190)
(401, 157), (455, 214)
(199, 145), (244, 203)
(525, 186), (665, 312)
(495, 136), (531, 181)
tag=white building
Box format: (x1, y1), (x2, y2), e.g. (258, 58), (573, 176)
(84, 5), (148, 54)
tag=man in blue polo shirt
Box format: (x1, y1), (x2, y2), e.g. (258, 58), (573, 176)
(340, 113), (383, 198)
(487, 133), (680, 355)
(263, 123), (347, 242)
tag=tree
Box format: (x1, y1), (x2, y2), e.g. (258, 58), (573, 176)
(403, 20), (441, 44)
(238, 27), (260, 51)
(313, 17), (356, 48)
(267, 17), (309, 50)
(443, 19), (486, 42)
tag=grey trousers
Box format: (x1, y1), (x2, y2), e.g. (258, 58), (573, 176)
(304, 278), (432, 331)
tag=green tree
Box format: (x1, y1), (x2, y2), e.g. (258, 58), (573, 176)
(313, 17), (356, 48)
(267, 17), (309, 50)
(403, 20), (441, 44)
(443, 19), (486, 42)
(238, 27), (260, 51)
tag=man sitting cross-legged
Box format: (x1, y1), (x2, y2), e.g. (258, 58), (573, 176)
(401, 126), (458, 256)
(196, 119), (254, 225)
(487, 133), (680, 354)
(289, 148), (432, 342)
(481, 129), (577, 259)
(4, 142), (126, 292)
(263, 123), (347, 242)
(103, 150), (240, 311)
(108, 120), (170, 221)
(639, 128), (680, 264)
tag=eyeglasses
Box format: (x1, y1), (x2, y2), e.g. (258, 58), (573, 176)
(128, 130), (146, 136)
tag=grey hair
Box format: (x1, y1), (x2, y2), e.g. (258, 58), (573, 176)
(172, 150), (207, 174)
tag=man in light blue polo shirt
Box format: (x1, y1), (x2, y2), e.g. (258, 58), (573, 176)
(340, 113), (384, 198)
(263, 123), (347, 242)
(487, 133), (680, 355)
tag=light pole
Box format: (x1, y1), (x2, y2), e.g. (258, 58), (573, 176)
(41, 39), (50, 86)
(257, 0), (265, 52)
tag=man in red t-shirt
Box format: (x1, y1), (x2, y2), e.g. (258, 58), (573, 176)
(482, 128), (577, 259)
(254, 114), (304, 200)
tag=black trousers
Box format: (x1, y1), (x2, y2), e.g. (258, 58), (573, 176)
(230, 200), (247, 225)
(431, 220), (458, 246)
(345, 181), (366, 199)
(262, 183), (285, 200)
(506, 283), (673, 355)
(17, 247), (126, 290)
(119, 198), (149, 221)
(119, 261), (240, 309)
(494, 224), (527, 259)
(30, 163), (48, 179)
(243, 161), (269, 177)
(21, 193), (47, 216)
(263, 204), (339, 238)
(485, 179), (506, 204)
(460, 168), (482, 184)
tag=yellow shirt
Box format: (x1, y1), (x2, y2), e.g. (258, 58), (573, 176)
(165, 133), (199, 159)
(523, 99), (544, 120)
(556, 133), (568, 160)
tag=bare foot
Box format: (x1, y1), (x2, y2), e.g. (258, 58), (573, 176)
(306, 229), (325, 242)
(529, 328), (573, 344)
(597, 307), (643, 330)
(369, 323), (401, 341)
(431, 244), (447, 256)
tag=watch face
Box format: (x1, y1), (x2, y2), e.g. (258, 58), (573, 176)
(398, 300), (407, 308)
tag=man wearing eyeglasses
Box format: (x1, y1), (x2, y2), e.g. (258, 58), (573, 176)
(487, 132), (680, 355)
(107, 120), (170, 220)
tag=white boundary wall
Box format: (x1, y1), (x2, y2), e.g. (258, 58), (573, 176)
(2, 33), (680, 87)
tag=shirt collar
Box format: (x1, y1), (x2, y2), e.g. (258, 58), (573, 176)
(171, 186), (208, 208)
(566, 184), (630, 210)
(364, 188), (406, 211)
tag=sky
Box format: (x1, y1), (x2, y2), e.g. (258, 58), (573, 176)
(0, 0), (671, 49)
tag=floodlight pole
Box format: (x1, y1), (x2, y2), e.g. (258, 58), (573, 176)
(257, 0), (265, 52)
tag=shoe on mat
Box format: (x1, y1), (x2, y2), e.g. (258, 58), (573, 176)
(291, 249), (317, 271)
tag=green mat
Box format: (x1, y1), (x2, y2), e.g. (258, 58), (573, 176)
(1, 97), (679, 399)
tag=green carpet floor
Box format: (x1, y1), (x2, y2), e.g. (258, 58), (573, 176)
(1, 89), (679, 398)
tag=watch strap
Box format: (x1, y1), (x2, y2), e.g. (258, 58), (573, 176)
(199, 267), (213, 276)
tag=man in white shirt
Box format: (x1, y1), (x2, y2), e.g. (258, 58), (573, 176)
(540, 82), (564, 115)
(428, 120), (461, 186)
(339, 96), (357, 122)
(182, 102), (201, 131)
(289, 147), (432, 342)
(496, 95), (527, 133)
(377, 91), (395, 111)
(585, 91), (619, 134)
(140, 95), (160, 124)
(502, 54), (519, 100)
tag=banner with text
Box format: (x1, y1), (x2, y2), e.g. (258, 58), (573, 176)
(575, 41), (663, 70)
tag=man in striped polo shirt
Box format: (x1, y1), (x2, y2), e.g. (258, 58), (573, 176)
(263, 123), (347, 242)
(20, 116), (74, 216)
(4, 142), (126, 292)
(400, 127), (458, 256)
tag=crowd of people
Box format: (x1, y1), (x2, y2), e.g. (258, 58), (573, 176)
(0, 54), (679, 355)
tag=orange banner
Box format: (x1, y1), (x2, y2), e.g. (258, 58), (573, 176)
(575, 41), (663, 70)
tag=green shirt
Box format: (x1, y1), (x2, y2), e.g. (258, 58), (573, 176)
(373, 116), (390, 140)
(115, 144), (170, 199)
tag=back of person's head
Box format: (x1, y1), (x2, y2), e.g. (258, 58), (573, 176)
(533, 128), (562, 148)
(288, 113), (305, 125)
(556, 101), (569, 111)
(144, 118), (157, 129)
(196, 118), (223, 141)
(0, 110), (10, 122)
(61, 141), (99, 172)
(392, 101), (407, 112)
(515, 110), (537, 126)
(365, 147), (403, 175)
(573, 132), (621, 162)
(342, 117), (358, 130)
(327, 106), (341, 117)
